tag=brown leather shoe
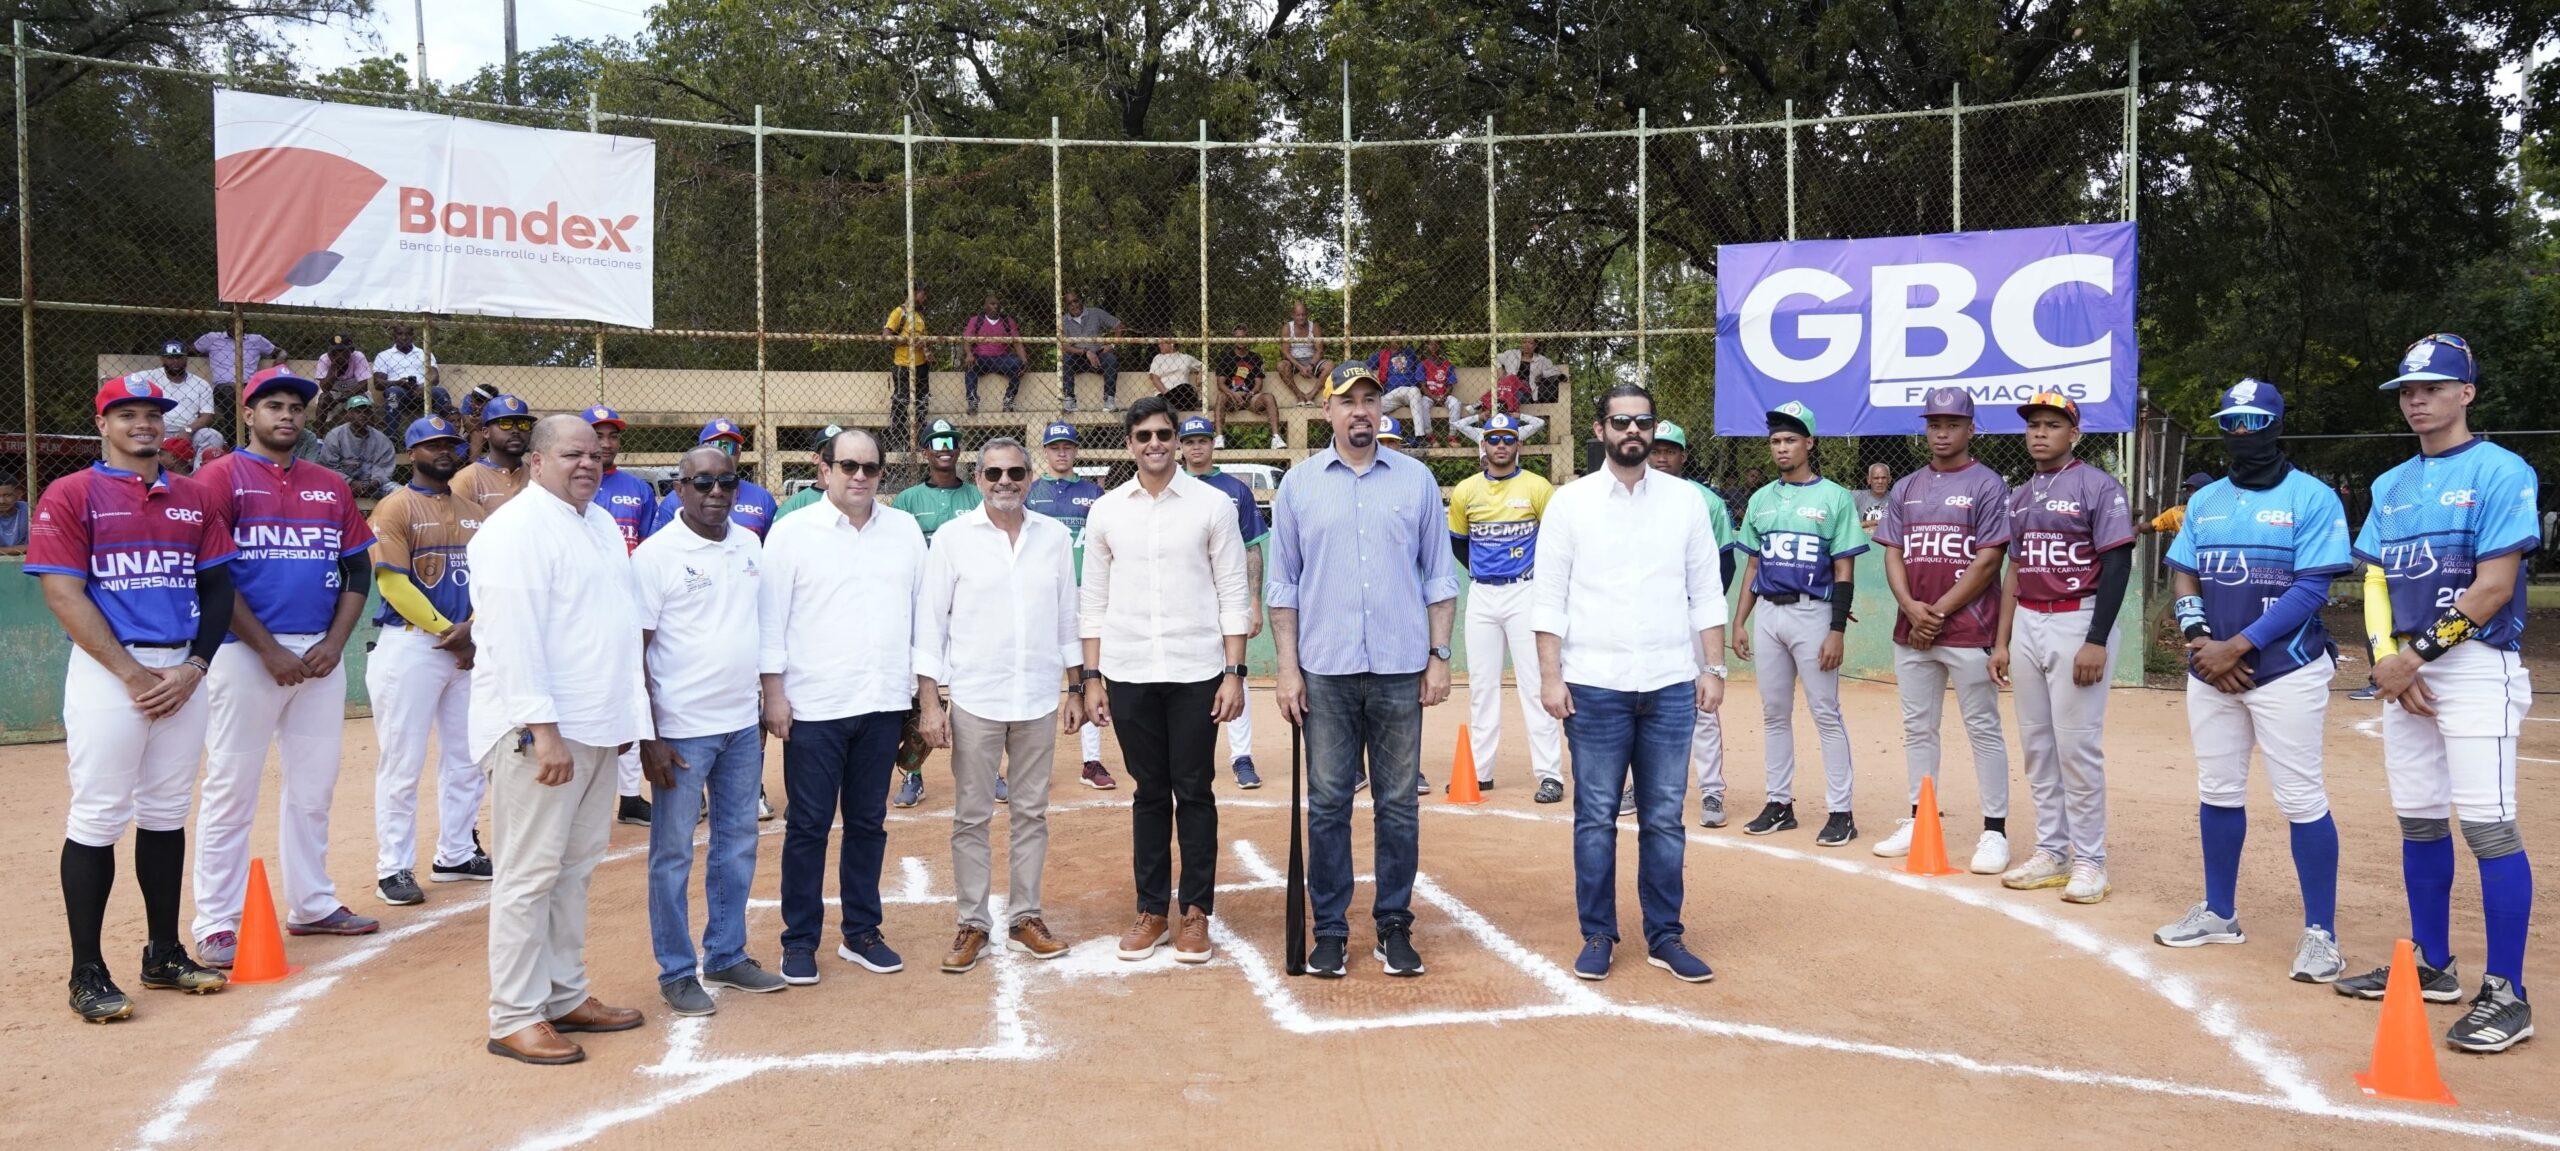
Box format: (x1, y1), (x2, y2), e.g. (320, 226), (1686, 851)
(941, 926), (990, 973)
(549, 996), (643, 1034)
(1007, 916), (1067, 960)
(1116, 911), (1170, 960)
(1172, 906), (1212, 964)
(487, 1021), (584, 1065)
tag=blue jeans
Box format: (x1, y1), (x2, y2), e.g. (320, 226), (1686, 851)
(1304, 672), (1422, 939)
(647, 725), (763, 985)
(963, 353), (1025, 405)
(1061, 349), (1117, 403)
(1565, 682), (1693, 949)
(382, 383), (452, 427)
(779, 710), (904, 953)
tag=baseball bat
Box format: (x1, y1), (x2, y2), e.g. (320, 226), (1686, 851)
(1285, 716), (1307, 976)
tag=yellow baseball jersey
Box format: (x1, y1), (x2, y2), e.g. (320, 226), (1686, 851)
(885, 305), (929, 368)
(368, 483), (486, 627)
(452, 457), (526, 513)
(1447, 469), (1553, 582)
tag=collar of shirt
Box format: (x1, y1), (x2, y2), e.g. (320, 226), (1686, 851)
(92, 461), (170, 494)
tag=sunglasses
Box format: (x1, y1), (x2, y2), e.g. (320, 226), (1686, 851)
(489, 417), (535, 432)
(1129, 427), (1177, 444)
(980, 465), (1030, 482)
(832, 459), (884, 477)
(1483, 435), (1519, 446)
(1603, 413), (1660, 431)
(683, 473), (743, 491)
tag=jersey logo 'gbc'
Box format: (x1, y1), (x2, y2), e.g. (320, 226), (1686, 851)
(2253, 508), (2296, 527)
(165, 506), (204, 524)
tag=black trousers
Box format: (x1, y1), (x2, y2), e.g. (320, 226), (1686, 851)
(1107, 676), (1221, 916)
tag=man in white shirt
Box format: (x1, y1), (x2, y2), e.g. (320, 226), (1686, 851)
(467, 415), (653, 1064)
(142, 339), (222, 457)
(915, 437), (1084, 974)
(1080, 395), (1249, 965)
(633, 446), (789, 1017)
(1534, 383), (1728, 985)
(760, 428), (926, 985)
(1145, 337), (1204, 412)
(372, 323), (443, 426)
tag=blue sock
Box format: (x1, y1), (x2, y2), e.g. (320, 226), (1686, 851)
(2480, 852), (2533, 1000)
(2289, 814), (2340, 934)
(2402, 836), (2456, 970)
(2200, 803), (2246, 919)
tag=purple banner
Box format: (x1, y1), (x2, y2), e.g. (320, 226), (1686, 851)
(1714, 223), (2137, 436)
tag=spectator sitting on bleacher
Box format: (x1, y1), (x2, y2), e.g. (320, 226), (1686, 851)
(1474, 369), (1528, 420)
(961, 293), (1029, 415)
(1276, 300), (1333, 406)
(1374, 329), (1451, 446)
(138, 338), (222, 458)
(320, 396), (395, 499)
(1494, 338), (1567, 404)
(373, 323), (446, 426)
(1059, 290), (1124, 414)
(1146, 337), (1204, 413)
(309, 333), (371, 428)
(1416, 340), (1461, 447)
(189, 328), (280, 394)
(1211, 324), (1284, 449)
(0, 472), (24, 556)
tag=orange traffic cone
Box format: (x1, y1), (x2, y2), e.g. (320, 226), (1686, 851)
(227, 858), (299, 985)
(1445, 725), (1485, 805)
(2354, 939), (2458, 1105)
(1901, 776), (1962, 876)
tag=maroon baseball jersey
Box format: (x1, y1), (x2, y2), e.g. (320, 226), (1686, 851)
(2005, 459), (2135, 603)
(1874, 459), (2013, 648)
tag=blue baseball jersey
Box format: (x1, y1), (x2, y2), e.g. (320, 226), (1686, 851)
(2167, 470), (2352, 682)
(1193, 469), (1269, 546)
(596, 469), (656, 552)
(2352, 437), (2539, 652)
(25, 464), (237, 645)
(1028, 474), (1104, 578)
(194, 449), (375, 637)
(649, 479), (776, 540)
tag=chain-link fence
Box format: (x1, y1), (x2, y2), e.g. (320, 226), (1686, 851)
(0, 37), (2141, 507)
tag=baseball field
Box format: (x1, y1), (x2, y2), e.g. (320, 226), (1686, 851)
(2, 677), (2553, 1149)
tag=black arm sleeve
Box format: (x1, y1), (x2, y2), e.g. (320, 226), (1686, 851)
(1452, 535), (1470, 571)
(2085, 547), (2132, 645)
(1829, 576), (1855, 633)
(1719, 550), (1737, 596)
(190, 565), (233, 664)
(339, 553), (373, 599)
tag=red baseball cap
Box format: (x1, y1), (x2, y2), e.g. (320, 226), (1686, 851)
(242, 364), (319, 405)
(95, 374), (178, 416)
(159, 434), (197, 464)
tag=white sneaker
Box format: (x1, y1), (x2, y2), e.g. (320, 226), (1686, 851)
(2062, 860), (2110, 904)
(1272, 435), (1287, 449)
(1999, 849), (2069, 890)
(1873, 818), (1915, 858)
(1969, 830), (2011, 875)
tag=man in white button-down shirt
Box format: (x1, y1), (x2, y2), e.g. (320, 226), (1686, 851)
(914, 437), (1086, 974)
(759, 428), (926, 985)
(1079, 396), (1249, 965)
(468, 414), (653, 1064)
(1533, 384), (1728, 986)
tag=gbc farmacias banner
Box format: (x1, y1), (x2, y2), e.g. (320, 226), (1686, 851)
(214, 89), (655, 328)
(1714, 223), (2136, 436)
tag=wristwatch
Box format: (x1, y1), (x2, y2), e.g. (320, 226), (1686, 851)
(1224, 664), (1250, 679)
(1080, 668), (1104, 686)
(1428, 645), (1453, 662)
(1704, 663), (1729, 679)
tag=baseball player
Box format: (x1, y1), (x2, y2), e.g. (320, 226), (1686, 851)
(192, 366), (380, 967)
(454, 393), (533, 512)
(1178, 417), (1272, 787)
(586, 404), (657, 823)
(2157, 378), (2351, 985)
(367, 416), (493, 907)
(1989, 392), (2135, 905)
(32, 376), (237, 1021)
(1730, 401), (1868, 846)
(1873, 389), (2014, 873)
(1447, 413), (1563, 801)
(1648, 421), (1745, 827)
(2343, 333), (2537, 1052)
(888, 418), (984, 809)
(1028, 421), (1114, 791)
(649, 419), (778, 539)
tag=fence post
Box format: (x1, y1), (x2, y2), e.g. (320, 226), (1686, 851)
(592, 328), (605, 405)
(13, 21), (31, 483)
(1950, 83), (1963, 231)
(755, 103), (770, 477)
(1338, 59), (1352, 361)
(2124, 40), (2141, 223)
(1484, 114), (1497, 383)
(1635, 107), (1647, 384)
(1049, 116), (1063, 406)
(1197, 119), (1208, 374)
(902, 114), (915, 446)
(1783, 98), (1797, 241)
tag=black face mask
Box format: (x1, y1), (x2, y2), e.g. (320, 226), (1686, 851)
(2223, 417), (2291, 490)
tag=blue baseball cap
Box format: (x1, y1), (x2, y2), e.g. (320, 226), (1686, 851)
(160, 339), (189, 358)
(2212, 377), (2283, 423)
(1480, 413), (1523, 440)
(404, 416), (465, 449)
(1041, 421), (1078, 446)
(480, 393), (531, 422)
(2383, 333), (2475, 389)
(582, 403), (625, 429)
(1378, 416), (1405, 443)
(1178, 415), (1216, 440)
(698, 417), (744, 444)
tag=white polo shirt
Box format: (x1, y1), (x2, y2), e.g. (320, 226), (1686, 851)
(373, 344), (436, 384)
(759, 497), (926, 721)
(913, 506), (1080, 723)
(632, 514), (764, 740)
(465, 482), (654, 759)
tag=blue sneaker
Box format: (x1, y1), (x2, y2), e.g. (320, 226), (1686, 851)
(781, 947), (819, 985)
(1647, 937), (1715, 983)
(1574, 935), (1613, 981)
(995, 773), (1009, 804)
(1233, 757), (1263, 789)
(287, 905), (381, 936)
(838, 930), (905, 973)
(893, 771), (925, 809)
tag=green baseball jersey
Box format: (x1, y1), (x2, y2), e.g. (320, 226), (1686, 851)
(1687, 478), (1740, 554)
(774, 486), (824, 521)
(1737, 477), (1870, 599)
(891, 479), (982, 540)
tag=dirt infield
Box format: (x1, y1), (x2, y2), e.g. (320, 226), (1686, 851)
(2, 678), (2553, 1149)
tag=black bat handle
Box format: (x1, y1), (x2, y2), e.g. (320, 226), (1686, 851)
(1285, 716), (1307, 977)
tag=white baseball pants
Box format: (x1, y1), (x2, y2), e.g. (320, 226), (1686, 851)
(2011, 606), (2116, 864)
(1755, 599), (1854, 812)
(2382, 642), (2530, 823)
(63, 645), (209, 847)
(367, 625), (484, 876)
(194, 634), (349, 940)
(2185, 656), (2335, 823)
(1465, 580), (1563, 784)
(1893, 642), (2010, 817)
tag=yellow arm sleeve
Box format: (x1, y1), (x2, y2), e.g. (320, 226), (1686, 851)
(377, 569), (455, 634)
(2364, 563), (2398, 658)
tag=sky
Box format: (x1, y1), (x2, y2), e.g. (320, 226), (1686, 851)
(273, 0), (652, 88)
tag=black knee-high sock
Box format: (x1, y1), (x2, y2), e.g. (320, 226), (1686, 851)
(62, 840), (116, 970)
(134, 828), (185, 948)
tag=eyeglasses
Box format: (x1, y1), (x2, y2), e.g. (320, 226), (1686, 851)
(1129, 427), (1176, 444)
(2217, 411), (2273, 434)
(980, 465), (1030, 482)
(683, 473), (743, 491)
(1483, 435), (1519, 446)
(1603, 414), (1659, 431)
(832, 459), (884, 477)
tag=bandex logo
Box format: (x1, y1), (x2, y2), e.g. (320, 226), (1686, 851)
(214, 146), (387, 303)
(398, 189), (641, 252)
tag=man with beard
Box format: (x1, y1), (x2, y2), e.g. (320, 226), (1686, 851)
(2157, 379), (2352, 987)
(455, 394), (533, 513)
(586, 404), (658, 825)
(1028, 422), (1115, 791)
(1449, 413), (1562, 801)
(366, 417), (493, 907)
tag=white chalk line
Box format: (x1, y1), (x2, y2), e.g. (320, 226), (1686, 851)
(2354, 714), (2559, 764)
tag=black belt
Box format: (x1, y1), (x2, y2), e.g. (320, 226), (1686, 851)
(1762, 593), (1805, 605)
(127, 641), (187, 650)
(1474, 575), (1528, 587)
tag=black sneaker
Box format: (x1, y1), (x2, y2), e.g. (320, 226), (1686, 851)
(2446, 975), (2534, 1053)
(69, 962), (132, 1023)
(1308, 936), (1348, 979)
(1814, 811), (1858, 847)
(377, 869), (425, 905)
(139, 943), (227, 994)
(1375, 924), (1425, 977)
(431, 852), (493, 883)
(2337, 956), (2462, 1003)
(1618, 784), (1636, 816)
(617, 794), (652, 826)
(1743, 801), (1797, 836)
(1534, 779), (1564, 804)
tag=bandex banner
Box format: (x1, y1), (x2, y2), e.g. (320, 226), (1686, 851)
(1713, 223), (2136, 436)
(214, 89), (655, 328)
